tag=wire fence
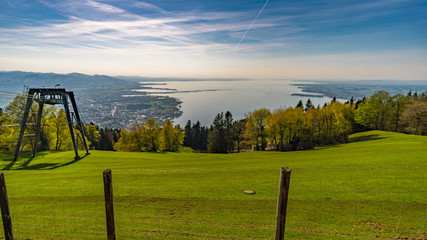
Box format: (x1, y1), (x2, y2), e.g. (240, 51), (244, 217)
(0, 163), (426, 239)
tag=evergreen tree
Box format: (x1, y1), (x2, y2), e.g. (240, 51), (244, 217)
(192, 121), (202, 150)
(305, 99), (313, 112)
(183, 120), (208, 151)
(207, 112), (227, 153)
(98, 128), (115, 150)
(224, 111), (234, 152)
(200, 126), (209, 151)
(232, 119), (246, 153)
(183, 120), (193, 147)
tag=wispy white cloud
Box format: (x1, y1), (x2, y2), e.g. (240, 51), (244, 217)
(1, 0), (26, 8)
(85, 0), (125, 14)
(133, 1), (167, 14)
(267, 0), (412, 28)
(0, 0), (288, 58)
(38, 0), (139, 21)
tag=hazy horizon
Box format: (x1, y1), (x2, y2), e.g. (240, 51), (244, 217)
(2, 70), (427, 83)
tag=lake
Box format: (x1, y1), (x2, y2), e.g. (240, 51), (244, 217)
(134, 79), (334, 126)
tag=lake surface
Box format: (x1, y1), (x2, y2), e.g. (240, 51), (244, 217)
(134, 80), (334, 126)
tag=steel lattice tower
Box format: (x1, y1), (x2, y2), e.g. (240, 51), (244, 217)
(14, 88), (90, 161)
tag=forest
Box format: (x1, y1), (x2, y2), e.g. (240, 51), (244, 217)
(0, 90), (426, 154)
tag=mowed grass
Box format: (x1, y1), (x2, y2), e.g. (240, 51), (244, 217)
(0, 130), (425, 239)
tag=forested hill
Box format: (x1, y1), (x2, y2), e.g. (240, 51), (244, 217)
(0, 71), (135, 91)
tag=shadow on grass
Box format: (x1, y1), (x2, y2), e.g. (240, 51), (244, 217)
(1, 151), (49, 170)
(349, 134), (386, 143)
(47, 154), (88, 170)
(311, 144), (343, 151)
(2, 152), (88, 170)
(2, 159), (17, 171)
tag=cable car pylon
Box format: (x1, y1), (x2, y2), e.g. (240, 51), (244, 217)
(14, 88), (90, 161)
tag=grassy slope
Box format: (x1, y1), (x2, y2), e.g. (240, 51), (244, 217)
(0, 131), (425, 239)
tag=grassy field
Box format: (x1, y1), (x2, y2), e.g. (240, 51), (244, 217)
(0, 130), (425, 239)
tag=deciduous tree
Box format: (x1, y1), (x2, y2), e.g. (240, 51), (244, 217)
(355, 91), (391, 131)
(245, 108), (271, 150)
(401, 94), (427, 135)
(389, 94), (410, 132)
(159, 120), (184, 152)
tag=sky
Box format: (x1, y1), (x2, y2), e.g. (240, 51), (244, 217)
(0, 0), (426, 80)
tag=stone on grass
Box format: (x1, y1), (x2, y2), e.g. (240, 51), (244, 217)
(244, 190), (256, 195)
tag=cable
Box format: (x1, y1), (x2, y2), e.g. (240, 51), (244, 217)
(0, 91), (20, 96)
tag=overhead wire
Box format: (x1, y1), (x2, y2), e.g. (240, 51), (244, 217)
(0, 90), (20, 96)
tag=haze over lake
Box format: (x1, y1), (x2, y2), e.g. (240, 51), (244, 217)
(133, 80), (334, 126)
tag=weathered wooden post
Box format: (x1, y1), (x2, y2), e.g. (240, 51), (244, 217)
(0, 172), (14, 240)
(103, 169), (116, 240)
(274, 167), (291, 240)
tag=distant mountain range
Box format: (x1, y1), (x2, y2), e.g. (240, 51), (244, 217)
(0, 71), (135, 92)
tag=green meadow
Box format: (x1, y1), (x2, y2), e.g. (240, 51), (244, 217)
(0, 131), (425, 239)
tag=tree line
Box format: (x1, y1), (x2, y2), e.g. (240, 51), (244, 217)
(355, 91), (426, 135)
(190, 90), (426, 153)
(0, 91), (425, 154)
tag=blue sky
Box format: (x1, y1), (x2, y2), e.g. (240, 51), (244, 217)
(0, 0), (426, 80)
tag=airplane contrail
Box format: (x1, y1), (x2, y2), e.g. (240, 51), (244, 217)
(235, 0), (270, 51)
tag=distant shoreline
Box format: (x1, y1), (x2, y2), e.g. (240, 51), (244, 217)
(291, 93), (324, 98)
(291, 81), (426, 100)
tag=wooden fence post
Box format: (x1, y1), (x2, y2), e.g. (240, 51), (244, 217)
(0, 172), (14, 240)
(274, 167), (291, 240)
(103, 169), (116, 240)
